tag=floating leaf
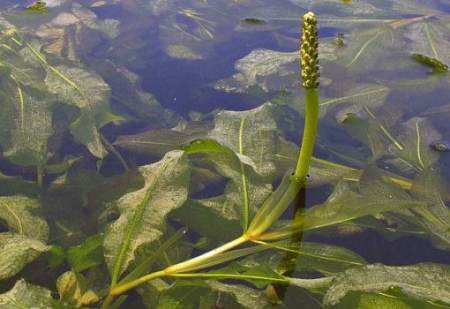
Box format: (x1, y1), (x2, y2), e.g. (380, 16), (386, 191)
(324, 263), (450, 306)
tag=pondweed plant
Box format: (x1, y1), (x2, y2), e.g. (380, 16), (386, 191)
(1, 1), (450, 308)
(104, 12), (323, 305)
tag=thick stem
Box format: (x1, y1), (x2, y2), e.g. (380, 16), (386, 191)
(110, 235), (248, 296)
(164, 235), (248, 274)
(110, 270), (166, 296)
(246, 179), (302, 237)
(294, 88), (319, 182)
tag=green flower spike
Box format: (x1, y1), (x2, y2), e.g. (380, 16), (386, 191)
(294, 11), (320, 182)
(300, 12), (320, 89)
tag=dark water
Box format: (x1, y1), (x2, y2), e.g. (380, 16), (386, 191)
(1, 0), (450, 308)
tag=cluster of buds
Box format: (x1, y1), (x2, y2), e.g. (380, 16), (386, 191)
(300, 12), (320, 89)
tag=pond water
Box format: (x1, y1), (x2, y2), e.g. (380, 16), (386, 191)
(0, 0), (450, 308)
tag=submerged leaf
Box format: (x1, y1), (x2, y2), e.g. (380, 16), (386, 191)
(0, 233), (49, 280)
(0, 67), (54, 168)
(104, 150), (190, 283)
(324, 263), (450, 306)
(44, 64), (115, 158)
(334, 292), (413, 309)
(57, 271), (100, 307)
(301, 180), (426, 231)
(0, 195), (49, 241)
(66, 234), (104, 272)
(410, 168), (450, 249)
(0, 279), (55, 308)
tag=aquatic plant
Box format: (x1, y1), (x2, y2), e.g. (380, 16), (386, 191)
(0, 1), (450, 308)
(101, 12), (323, 304)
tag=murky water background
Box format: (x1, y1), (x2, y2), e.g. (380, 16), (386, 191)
(1, 0), (450, 308)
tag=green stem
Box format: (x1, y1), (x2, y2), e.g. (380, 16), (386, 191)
(294, 88), (319, 182)
(110, 235), (248, 296)
(100, 134), (130, 172)
(110, 270), (166, 297)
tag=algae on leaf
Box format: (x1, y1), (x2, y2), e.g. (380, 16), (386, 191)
(0, 66), (54, 169)
(0, 195), (49, 241)
(0, 279), (56, 308)
(0, 233), (49, 280)
(324, 263), (450, 306)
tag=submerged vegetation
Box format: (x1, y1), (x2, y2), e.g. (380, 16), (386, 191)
(0, 0), (449, 308)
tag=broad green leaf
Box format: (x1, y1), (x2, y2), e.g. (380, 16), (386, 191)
(324, 263), (450, 306)
(153, 281), (216, 309)
(104, 150), (190, 284)
(301, 180), (426, 231)
(44, 64), (115, 158)
(262, 167), (428, 240)
(0, 279), (55, 308)
(208, 103), (297, 180)
(0, 233), (49, 280)
(115, 127), (204, 158)
(183, 139), (272, 232)
(0, 195), (49, 241)
(57, 271), (100, 307)
(0, 67), (54, 168)
(67, 234), (105, 272)
(139, 278), (273, 309)
(252, 240), (366, 275)
(206, 281), (272, 309)
(174, 264), (287, 288)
